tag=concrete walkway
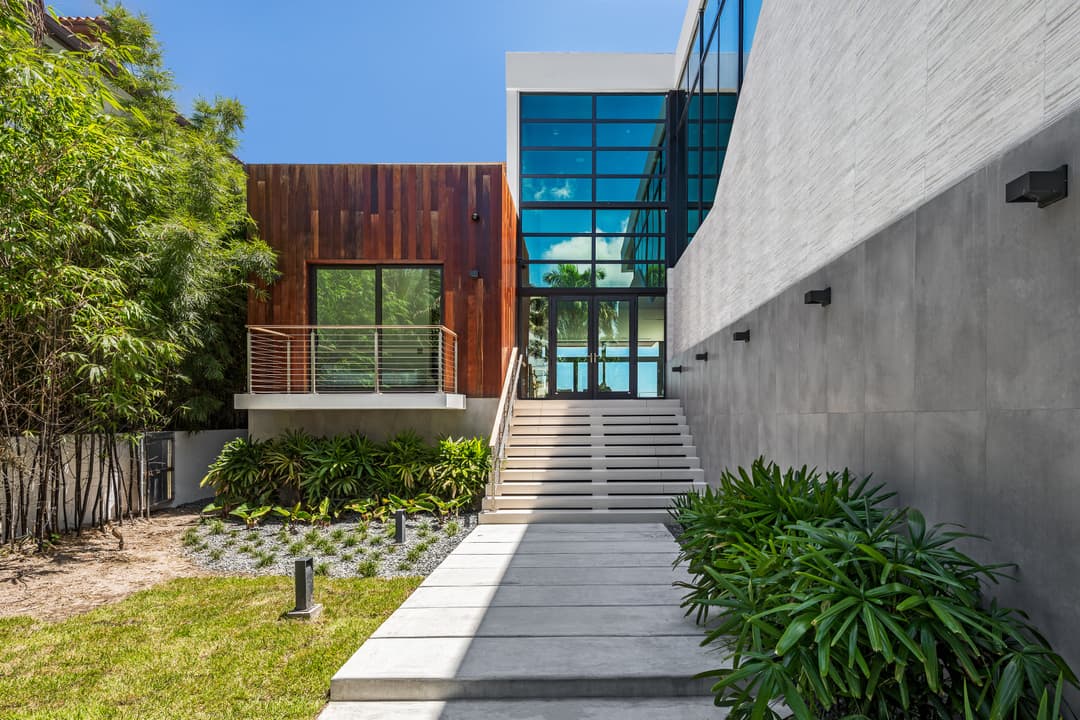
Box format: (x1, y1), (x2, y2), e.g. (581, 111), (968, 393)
(319, 523), (729, 719)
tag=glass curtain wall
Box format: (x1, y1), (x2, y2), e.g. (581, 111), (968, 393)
(519, 93), (669, 289)
(518, 93), (668, 398)
(674, 0), (762, 250)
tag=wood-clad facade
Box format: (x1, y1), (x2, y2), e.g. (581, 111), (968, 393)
(246, 164), (517, 398)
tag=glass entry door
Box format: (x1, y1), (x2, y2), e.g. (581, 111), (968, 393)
(550, 296), (633, 398)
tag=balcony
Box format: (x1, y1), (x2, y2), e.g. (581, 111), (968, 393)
(234, 325), (464, 411)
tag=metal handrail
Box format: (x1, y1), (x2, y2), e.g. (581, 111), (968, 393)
(246, 324), (457, 395)
(487, 347), (522, 501)
(247, 324), (458, 336)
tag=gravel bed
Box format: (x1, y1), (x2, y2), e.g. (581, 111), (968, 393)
(180, 513), (476, 579)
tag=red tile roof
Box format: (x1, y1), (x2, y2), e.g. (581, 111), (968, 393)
(55, 16), (109, 40)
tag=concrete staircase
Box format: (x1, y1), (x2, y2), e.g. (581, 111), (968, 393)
(481, 399), (705, 524)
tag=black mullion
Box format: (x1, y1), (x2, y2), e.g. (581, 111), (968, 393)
(592, 93), (598, 268)
(737, 0), (745, 90)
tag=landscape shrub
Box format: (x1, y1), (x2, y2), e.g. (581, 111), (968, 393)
(201, 430), (491, 515)
(671, 458), (1077, 720)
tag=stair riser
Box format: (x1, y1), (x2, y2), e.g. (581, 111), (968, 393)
(478, 509), (675, 525)
(501, 469), (705, 482)
(490, 496), (680, 510)
(506, 446), (696, 458)
(510, 425), (690, 436)
(508, 435), (693, 447)
(512, 414), (687, 425)
(514, 399), (682, 410)
(494, 482), (706, 495)
(503, 457), (700, 470)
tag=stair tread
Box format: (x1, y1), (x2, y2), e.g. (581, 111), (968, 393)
(489, 400), (699, 524)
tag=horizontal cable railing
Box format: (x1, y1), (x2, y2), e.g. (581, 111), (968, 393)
(247, 325), (457, 395)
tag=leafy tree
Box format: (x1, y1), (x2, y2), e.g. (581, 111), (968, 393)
(0, 1), (275, 541)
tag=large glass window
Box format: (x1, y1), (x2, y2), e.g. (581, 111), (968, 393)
(675, 0), (763, 251)
(519, 92), (669, 290)
(312, 266), (442, 392)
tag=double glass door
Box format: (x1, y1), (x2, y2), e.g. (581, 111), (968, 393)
(521, 294), (665, 400)
(551, 297), (632, 397)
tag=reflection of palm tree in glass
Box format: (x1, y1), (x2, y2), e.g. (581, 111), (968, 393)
(542, 264), (616, 338)
(542, 265), (618, 394)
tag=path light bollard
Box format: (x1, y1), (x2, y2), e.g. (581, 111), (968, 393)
(285, 557), (323, 620)
(394, 510), (407, 544)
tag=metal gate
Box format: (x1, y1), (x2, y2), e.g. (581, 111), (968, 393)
(144, 432), (174, 507)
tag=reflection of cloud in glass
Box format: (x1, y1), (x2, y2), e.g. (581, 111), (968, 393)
(540, 237), (634, 285)
(531, 179), (578, 202)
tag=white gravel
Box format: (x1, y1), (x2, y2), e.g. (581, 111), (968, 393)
(180, 513), (476, 579)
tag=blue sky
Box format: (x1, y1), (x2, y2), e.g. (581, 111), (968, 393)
(52, 1), (687, 163)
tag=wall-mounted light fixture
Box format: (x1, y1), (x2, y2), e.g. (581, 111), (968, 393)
(1006, 165), (1068, 208)
(804, 287), (831, 307)
(695, 351), (709, 362)
(671, 365), (685, 373)
(469, 269), (481, 279)
(733, 329), (750, 343)
(471, 211), (481, 221)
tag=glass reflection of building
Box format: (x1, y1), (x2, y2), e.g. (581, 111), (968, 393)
(678, 0), (761, 248)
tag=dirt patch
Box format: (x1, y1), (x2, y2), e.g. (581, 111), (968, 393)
(0, 509), (210, 622)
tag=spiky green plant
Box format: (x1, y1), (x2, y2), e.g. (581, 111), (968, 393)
(671, 458), (1077, 720)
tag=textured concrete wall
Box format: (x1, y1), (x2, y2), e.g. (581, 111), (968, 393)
(670, 108), (1080, 680)
(248, 400), (499, 443)
(672, 0), (1080, 352)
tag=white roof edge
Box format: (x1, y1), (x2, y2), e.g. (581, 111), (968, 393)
(506, 52), (675, 92)
(673, 0), (706, 86)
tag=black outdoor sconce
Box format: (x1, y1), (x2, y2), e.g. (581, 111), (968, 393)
(1006, 165), (1068, 208)
(733, 329), (750, 343)
(804, 287), (831, 307)
(695, 351), (709, 361)
(672, 365), (685, 373)
(469, 269), (481, 279)
(471, 211), (481, 221)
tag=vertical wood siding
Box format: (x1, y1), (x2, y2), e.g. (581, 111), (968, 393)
(246, 164), (518, 398)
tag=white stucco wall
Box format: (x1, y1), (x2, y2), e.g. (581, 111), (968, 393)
(672, 0), (1080, 353)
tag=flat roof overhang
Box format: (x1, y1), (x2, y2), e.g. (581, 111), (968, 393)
(234, 393), (467, 411)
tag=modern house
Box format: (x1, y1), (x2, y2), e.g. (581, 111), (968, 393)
(240, 0), (1080, 675)
(236, 163), (517, 441)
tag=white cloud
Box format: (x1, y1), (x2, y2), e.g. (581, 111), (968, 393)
(539, 236), (635, 287)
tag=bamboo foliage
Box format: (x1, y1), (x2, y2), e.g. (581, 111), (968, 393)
(0, 3), (276, 544)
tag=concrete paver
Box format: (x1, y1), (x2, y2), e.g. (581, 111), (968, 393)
(320, 523), (723, 718)
(319, 699), (727, 719)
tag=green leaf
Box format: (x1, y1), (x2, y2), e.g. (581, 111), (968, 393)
(989, 657), (1023, 720)
(776, 614), (814, 655)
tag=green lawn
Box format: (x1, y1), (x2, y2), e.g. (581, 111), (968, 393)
(0, 575), (420, 720)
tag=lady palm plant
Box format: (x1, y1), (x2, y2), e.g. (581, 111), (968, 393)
(200, 437), (272, 509)
(263, 428), (314, 505)
(671, 458), (1077, 720)
(434, 436), (491, 505)
(380, 430), (436, 494)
